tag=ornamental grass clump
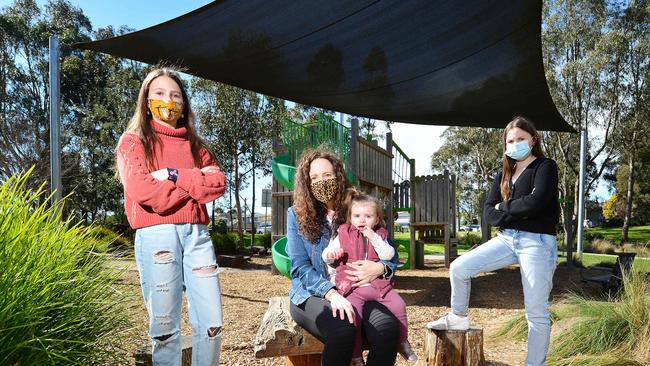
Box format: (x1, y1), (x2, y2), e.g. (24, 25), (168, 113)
(0, 171), (131, 365)
(495, 269), (650, 365)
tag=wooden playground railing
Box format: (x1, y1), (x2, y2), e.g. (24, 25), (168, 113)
(355, 138), (392, 190)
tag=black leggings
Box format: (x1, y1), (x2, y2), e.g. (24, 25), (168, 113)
(290, 296), (398, 366)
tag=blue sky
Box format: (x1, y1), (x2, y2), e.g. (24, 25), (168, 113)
(1, 0), (611, 210)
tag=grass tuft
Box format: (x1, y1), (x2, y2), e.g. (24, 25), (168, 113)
(494, 268), (650, 365)
(0, 169), (133, 365)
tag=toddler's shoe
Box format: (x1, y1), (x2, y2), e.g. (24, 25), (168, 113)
(398, 340), (418, 362)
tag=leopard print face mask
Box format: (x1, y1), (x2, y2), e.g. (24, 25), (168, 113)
(310, 178), (338, 203)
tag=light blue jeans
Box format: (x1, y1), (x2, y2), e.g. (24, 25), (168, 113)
(135, 224), (223, 366)
(449, 229), (557, 366)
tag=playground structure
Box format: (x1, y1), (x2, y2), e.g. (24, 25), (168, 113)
(270, 114), (458, 272)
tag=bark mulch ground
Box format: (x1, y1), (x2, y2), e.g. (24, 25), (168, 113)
(112, 256), (595, 365)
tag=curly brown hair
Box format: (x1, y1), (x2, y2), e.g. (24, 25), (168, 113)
(293, 148), (350, 242)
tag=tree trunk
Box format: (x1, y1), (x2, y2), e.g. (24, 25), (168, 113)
(566, 178), (580, 259)
(234, 158), (244, 248)
(621, 152), (635, 244)
(561, 182), (575, 261)
(228, 177), (234, 231)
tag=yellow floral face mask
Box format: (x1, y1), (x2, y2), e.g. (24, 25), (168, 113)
(148, 99), (183, 123)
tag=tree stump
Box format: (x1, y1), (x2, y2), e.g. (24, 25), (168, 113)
(254, 297), (323, 366)
(424, 327), (485, 366)
(134, 335), (192, 365)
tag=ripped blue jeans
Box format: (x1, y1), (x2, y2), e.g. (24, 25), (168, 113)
(135, 224), (223, 366)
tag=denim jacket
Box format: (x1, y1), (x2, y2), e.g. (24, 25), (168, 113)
(286, 207), (398, 306)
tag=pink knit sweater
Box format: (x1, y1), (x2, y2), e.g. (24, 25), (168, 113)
(116, 121), (226, 229)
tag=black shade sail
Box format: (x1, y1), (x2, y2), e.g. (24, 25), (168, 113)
(75, 0), (573, 132)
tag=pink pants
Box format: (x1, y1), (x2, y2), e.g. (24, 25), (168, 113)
(347, 285), (408, 358)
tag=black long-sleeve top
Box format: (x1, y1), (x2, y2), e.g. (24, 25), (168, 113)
(484, 157), (559, 235)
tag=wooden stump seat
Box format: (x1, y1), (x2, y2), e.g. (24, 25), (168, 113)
(254, 297), (323, 366)
(424, 326), (485, 366)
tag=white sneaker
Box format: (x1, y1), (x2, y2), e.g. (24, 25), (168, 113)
(426, 312), (470, 330)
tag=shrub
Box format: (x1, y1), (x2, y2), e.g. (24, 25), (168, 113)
(211, 232), (238, 255)
(0, 170), (131, 365)
(255, 233), (272, 249)
(622, 243), (650, 258)
(211, 219), (228, 234)
(458, 232), (482, 249)
(587, 238), (617, 255)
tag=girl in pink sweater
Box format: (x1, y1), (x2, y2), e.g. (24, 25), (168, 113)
(116, 68), (226, 366)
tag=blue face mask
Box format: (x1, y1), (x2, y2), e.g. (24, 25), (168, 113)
(505, 140), (532, 161)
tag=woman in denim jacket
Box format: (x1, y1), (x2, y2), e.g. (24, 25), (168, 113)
(286, 148), (399, 366)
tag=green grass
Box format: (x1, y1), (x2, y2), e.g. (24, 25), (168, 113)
(393, 232), (473, 261)
(556, 252), (650, 273)
(586, 225), (650, 246)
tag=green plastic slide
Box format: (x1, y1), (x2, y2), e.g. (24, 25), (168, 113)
(271, 237), (291, 279)
(271, 156), (296, 190)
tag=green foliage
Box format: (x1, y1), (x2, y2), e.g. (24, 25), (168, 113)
(457, 232), (482, 248)
(540, 0), (650, 248)
(0, 0), (145, 224)
(255, 233), (272, 249)
(0, 170), (131, 365)
(211, 232), (239, 255)
(87, 225), (133, 256)
(211, 219), (228, 234)
(192, 79), (288, 247)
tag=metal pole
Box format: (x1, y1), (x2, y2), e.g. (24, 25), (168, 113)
(576, 128), (588, 259)
(49, 35), (62, 203)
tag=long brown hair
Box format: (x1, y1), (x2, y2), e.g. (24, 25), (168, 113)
(293, 148), (350, 242)
(125, 67), (213, 171)
(500, 116), (544, 199)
